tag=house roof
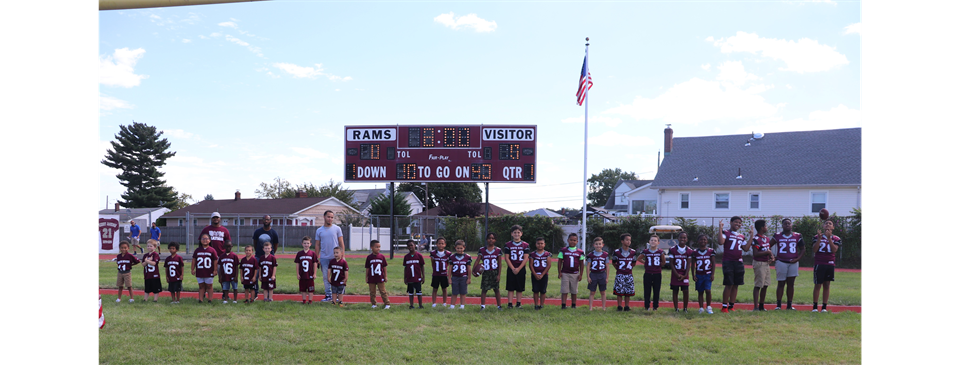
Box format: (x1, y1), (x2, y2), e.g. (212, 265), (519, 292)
(652, 128), (861, 188)
(160, 197), (357, 218)
(603, 179), (654, 210)
(97, 207), (169, 222)
(355, 190), (422, 213)
(523, 208), (564, 218)
(413, 203), (514, 217)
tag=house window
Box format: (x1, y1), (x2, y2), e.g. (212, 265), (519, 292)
(239, 219), (245, 226)
(679, 193), (690, 210)
(715, 193), (730, 209)
(273, 219), (279, 226)
(749, 193), (760, 210)
(193, 219), (198, 225)
(811, 192), (827, 213)
(178, 219), (183, 227)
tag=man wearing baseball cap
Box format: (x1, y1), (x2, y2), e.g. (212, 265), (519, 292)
(199, 212), (232, 256)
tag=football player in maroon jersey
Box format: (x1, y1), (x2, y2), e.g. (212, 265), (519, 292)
(219, 242), (241, 304)
(812, 220), (841, 313)
(429, 237), (451, 308)
(586, 237), (609, 311)
(771, 218), (805, 310)
(328, 247), (349, 307)
(529, 237), (552, 310)
(447, 240), (472, 309)
(141, 240), (162, 302)
(365, 240), (391, 309)
(165, 242), (184, 304)
(504, 225), (531, 309)
(668, 232), (694, 313)
(260, 242), (278, 302)
(239, 245), (258, 304)
(474, 232), (503, 310)
(691, 234), (716, 314)
(295, 237), (320, 304)
(641, 235), (666, 310)
(718, 217), (750, 313)
(748, 220), (775, 311)
(192, 233), (219, 303)
(612, 233), (638, 311)
(115, 241), (140, 303)
(404, 240), (426, 309)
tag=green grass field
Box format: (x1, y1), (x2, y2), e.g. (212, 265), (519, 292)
(100, 257), (861, 305)
(99, 295), (860, 364)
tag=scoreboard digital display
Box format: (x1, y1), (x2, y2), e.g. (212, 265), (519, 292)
(344, 125), (536, 183)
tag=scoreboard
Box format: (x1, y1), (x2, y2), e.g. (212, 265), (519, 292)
(344, 125), (536, 183)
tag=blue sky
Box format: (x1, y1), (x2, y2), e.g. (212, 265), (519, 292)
(98, 0), (861, 212)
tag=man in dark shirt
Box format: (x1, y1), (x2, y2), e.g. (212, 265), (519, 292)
(251, 215), (279, 299)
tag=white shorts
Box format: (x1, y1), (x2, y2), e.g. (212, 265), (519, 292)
(775, 261), (799, 281)
(197, 277), (214, 285)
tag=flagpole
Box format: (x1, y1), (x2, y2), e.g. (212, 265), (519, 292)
(581, 37), (590, 250)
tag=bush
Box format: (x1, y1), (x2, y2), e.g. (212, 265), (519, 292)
(587, 215), (658, 251)
(437, 215), (566, 253)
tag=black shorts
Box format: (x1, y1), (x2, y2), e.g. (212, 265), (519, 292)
(587, 272), (608, 292)
(145, 278), (163, 294)
(168, 281), (182, 293)
(505, 267), (526, 292)
(243, 283), (256, 290)
(813, 265), (835, 284)
(722, 260), (745, 286)
(407, 282), (423, 295)
(670, 284), (689, 291)
(531, 274), (548, 294)
(431, 275), (449, 289)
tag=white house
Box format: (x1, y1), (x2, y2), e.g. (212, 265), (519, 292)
(98, 204), (171, 231)
(350, 188), (425, 216)
(603, 179), (656, 216)
(648, 126), (861, 221)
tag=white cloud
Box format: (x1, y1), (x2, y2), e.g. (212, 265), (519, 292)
(561, 115), (623, 127)
(218, 21), (238, 28)
(97, 92), (133, 116)
(603, 77), (780, 124)
(225, 35), (263, 57)
(587, 131), (655, 147)
(162, 129), (197, 140)
(710, 31), (849, 73)
(843, 22), (861, 35)
(291, 147), (330, 159)
(716, 61), (759, 87)
(736, 104), (860, 134)
(272, 62), (352, 81)
(182, 39), (191, 43)
(99, 48), (149, 88)
(700, 63), (711, 71)
(434, 12), (497, 33)
(210, 32), (221, 38)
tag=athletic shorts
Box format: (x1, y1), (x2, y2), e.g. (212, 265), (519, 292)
(299, 279), (315, 293)
(588, 272), (607, 292)
(670, 284), (689, 291)
(331, 285), (346, 294)
(613, 273), (635, 296)
(695, 274), (713, 292)
(506, 267), (526, 292)
(197, 277), (213, 285)
(813, 264), (835, 284)
(407, 282), (423, 295)
(775, 260), (800, 281)
(531, 275), (548, 294)
(560, 272), (580, 294)
(722, 261), (745, 286)
(116, 272), (132, 288)
(144, 278), (163, 293)
(431, 275), (449, 289)
(480, 270), (499, 292)
(168, 281), (182, 293)
(451, 276), (469, 296)
(221, 281), (238, 291)
(243, 283), (256, 290)
(753, 261), (771, 288)
(261, 279), (276, 290)
(131, 237), (140, 245)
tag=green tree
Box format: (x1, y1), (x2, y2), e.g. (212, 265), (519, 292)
(171, 192), (194, 210)
(203, 194), (215, 201)
(255, 177), (359, 209)
(255, 177), (292, 199)
(438, 198), (482, 218)
(101, 122), (178, 209)
(369, 192), (412, 216)
(587, 168), (638, 207)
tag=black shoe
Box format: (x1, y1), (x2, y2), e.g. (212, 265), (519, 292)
(409, 305), (415, 309)
(561, 304), (566, 309)
(507, 303), (513, 309)
(535, 306), (541, 310)
(625, 306), (631, 311)
(571, 304), (576, 309)
(617, 306), (623, 311)
(516, 303), (522, 309)
(419, 305), (424, 309)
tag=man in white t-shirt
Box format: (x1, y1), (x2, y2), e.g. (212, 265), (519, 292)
(314, 210), (345, 301)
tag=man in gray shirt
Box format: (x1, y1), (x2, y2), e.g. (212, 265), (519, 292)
(314, 210), (345, 302)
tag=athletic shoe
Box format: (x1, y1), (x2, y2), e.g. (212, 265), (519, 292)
(507, 303), (513, 309)
(570, 304), (575, 309)
(759, 308), (767, 312)
(321, 297), (333, 302)
(698, 308), (705, 314)
(811, 308), (819, 312)
(561, 304), (566, 309)
(115, 298), (121, 303)
(372, 305), (378, 309)
(450, 305), (456, 309)
(432, 303), (437, 308)
(787, 307), (797, 311)
(516, 304), (522, 309)
(774, 307), (781, 310)
(497, 306), (503, 310)
(129, 299), (135, 303)
(224, 300), (228, 304)
(706, 307), (714, 314)
(409, 305), (415, 309)
(460, 305), (464, 309)
(419, 305), (424, 309)
(384, 305), (391, 309)
(820, 309), (829, 313)
(480, 305), (485, 310)
(624, 306), (631, 311)
(233, 301), (237, 304)
(721, 308), (729, 313)
(683, 309), (688, 313)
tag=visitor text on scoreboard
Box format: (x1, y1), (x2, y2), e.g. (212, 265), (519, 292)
(344, 125), (536, 183)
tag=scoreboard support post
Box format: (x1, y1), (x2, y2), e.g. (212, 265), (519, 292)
(389, 182), (395, 260)
(484, 183), (489, 238)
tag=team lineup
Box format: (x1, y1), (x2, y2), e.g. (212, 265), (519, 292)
(114, 211), (842, 313)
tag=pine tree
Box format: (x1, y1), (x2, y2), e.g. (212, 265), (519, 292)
(101, 122), (178, 209)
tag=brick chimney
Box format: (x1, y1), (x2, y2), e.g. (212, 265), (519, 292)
(664, 124), (674, 156)
(114, 202), (120, 212)
(295, 190), (308, 198)
(234, 190), (241, 201)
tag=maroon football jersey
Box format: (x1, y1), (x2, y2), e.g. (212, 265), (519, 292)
(141, 251), (161, 279)
(557, 247), (586, 274)
(403, 252), (426, 283)
(116, 253), (140, 272)
(218, 252), (239, 282)
(530, 250), (552, 275)
(99, 218), (119, 250)
(329, 258), (349, 286)
(239, 256), (259, 285)
(668, 246), (693, 286)
(164, 254), (184, 281)
(429, 250), (452, 276)
(693, 248), (716, 276)
(641, 249), (665, 274)
(611, 248), (637, 275)
(477, 247), (502, 272)
(295, 250), (320, 279)
(721, 230), (746, 262)
(449, 254), (473, 277)
(365, 253), (388, 283)
(504, 241), (530, 269)
(773, 232), (804, 262)
(586, 251), (609, 273)
(193, 246), (219, 278)
(751, 235), (772, 262)
(259, 254), (277, 281)
(813, 234), (842, 266)
(200, 225), (231, 257)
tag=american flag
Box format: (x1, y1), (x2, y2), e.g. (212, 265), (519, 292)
(576, 56), (593, 106)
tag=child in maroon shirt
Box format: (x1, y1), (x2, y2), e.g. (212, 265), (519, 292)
(365, 240), (390, 309)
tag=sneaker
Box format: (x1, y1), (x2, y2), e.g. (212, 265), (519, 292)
(683, 309), (688, 313)
(321, 297), (333, 302)
(516, 304), (522, 309)
(459, 305), (464, 309)
(233, 301), (237, 304)
(624, 306), (631, 311)
(561, 304), (566, 309)
(409, 305), (415, 309)
(812, 308), (819, 313)
(224, 300), (229, 304)
(115, 298), (121, 303)
(774, 306), (781, 310)
(497, 306), (502, 310)
(384, 305), (391, 309)
(372, 305), (378, 309)
(675, 309), (680, 313)
(617, 306), (623, 312)
(450, 305), (456, 309)
(339, 303), (345, 308)
(698, 308), (705, 314)
(570, 304), (575, 309)
(419, 305), (424, 309)
(706, 306), (714, 314)
(721, 307), (729, 313)
(820, 309), (829, 313)
(507, 303), (513, 309)
(787, 307), (797, 311)
(759, 308), (767, 312)
(129, 299), (135, 303)
(481, 305), (486, 310)
(432, 303), (437, 308)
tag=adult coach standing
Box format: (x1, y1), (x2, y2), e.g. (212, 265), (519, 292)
(128, 220), (143, 254)
(315, 210), (345, 302)
(150, 222), (161, 242)
(251, 215), (279, 300)
(200, 212), (231, 256)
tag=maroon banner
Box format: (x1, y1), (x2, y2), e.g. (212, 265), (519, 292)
(99, 218), (119, 250)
